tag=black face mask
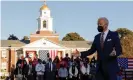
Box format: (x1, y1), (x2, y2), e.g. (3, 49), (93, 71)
(97, 26), (104, 32)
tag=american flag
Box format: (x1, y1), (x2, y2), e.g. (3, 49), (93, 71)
(49, 50), (58, 60)
(117, 58), (133, 69)
(39, 50), (58, 61)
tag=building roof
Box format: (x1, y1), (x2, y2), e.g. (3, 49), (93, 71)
(22, 38), (68, 49)
(0, 40), (92, 48)
(40, 5), (50, 10)
(59, 41), (92, 48)
(0, 40), (26, 47)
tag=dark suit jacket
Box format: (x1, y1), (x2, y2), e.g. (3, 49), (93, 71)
(45, 62), (56, 80)
(45, 62), (56, 72)
(81, 30), (122, 73)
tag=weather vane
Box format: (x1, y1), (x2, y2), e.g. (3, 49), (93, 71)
(44, 0), (46, 5)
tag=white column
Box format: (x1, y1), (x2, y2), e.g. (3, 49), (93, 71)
(69, 49), (72, 57)
(36, 49), (39, 58)
(23, 49), (26, 57)
(63, 49), (66, 58)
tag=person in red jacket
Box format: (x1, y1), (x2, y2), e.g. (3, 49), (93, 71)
(60, 58), (68, 68)
(53, 56), (61, 79)
(32, 57), (38, 80)
(53, 56), (60, 70)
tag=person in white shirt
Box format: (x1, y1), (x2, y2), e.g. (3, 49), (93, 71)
(58, 64), (68, 80)
(35, 59), (45, 80)
(69, 62), (78, 80)
(80, 58), (90, 80)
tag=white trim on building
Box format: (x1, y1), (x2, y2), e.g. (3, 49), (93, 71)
(30, 35), (59, 37)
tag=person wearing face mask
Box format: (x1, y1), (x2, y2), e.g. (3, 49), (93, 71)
(58, 64), (68, 80)
(35, 59), (45, 80)
(27, 61), (33, 80)
(80, 58), (90, 80)
(90, 57), (96, 68)
(90, 58), (97, 80)
(22, 60), (29, 80)
(45, 58), (56, 80)
(73, 17), (122, 80)
(14, 63), (23, 80)
(32, 57), (38, 80)
(69, 62), (78, 80)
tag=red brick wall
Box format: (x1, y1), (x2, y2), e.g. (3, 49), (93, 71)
(30, 30), (59, 43)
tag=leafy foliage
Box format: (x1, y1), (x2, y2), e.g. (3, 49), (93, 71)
(7, 34), (19, 40)
(120, 34), (133, 58)
(116, 28), (133, 39)
(21, 36), (29, 41)
(116, 28), (133, 58)
(62, 32), (85, 41)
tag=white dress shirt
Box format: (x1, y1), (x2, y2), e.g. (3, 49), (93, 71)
(80, 64), (90, 75)
(101, 29), (109, 41)
(69, 66), (78, 78)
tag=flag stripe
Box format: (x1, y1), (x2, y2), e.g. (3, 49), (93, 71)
(128, 61), (133, 63)
(128, 60), (133, 61)
(128, 64), (133, 66)
(52, 50), (54, 58)
(49, 50), (58, 60)
(128, 58), (133, 69)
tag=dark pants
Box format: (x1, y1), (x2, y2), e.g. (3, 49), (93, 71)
(45, 71), (55, 80)
(96, 63), (117, 80)
(33, 73), (37, 80)
(27, 75), (33, 80)
(59, 77), (66, 80)
(37, 75), (44, 80)
(70, 76), (77, 80)
(44, 72), (46, 80)
(81, 74), (89, 80)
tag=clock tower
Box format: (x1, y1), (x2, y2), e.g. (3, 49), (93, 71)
(30, 1), (59, 43)
(38, 1), (53, 31)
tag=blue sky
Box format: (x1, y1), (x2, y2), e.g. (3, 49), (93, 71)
(1, 1), (133, 41)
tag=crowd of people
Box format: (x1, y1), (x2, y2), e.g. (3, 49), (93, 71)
(13, 53), (97, 80)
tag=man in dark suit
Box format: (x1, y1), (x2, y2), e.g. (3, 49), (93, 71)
(73, 17), (122, 80)
(45, 58), (56, 80)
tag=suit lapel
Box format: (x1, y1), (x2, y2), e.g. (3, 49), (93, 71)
(98, 33), (102, 50)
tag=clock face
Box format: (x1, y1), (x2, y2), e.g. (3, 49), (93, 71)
(43, 20), (46, 28)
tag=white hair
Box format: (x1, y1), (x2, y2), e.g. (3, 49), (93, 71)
(98, 17), (109, 25)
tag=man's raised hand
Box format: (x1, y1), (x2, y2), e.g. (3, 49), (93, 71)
(72, 49), (80, 57)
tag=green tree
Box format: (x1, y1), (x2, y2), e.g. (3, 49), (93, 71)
(116, 28), (133, 58)
(21, 36), (29, 41)
(116, 28), (133, 39)
(120, 34), (133, 58)
(7, 34), (19, 40)
(62, 32), (85, 41)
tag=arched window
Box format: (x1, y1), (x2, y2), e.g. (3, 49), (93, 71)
(43, 20), (46, 28)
